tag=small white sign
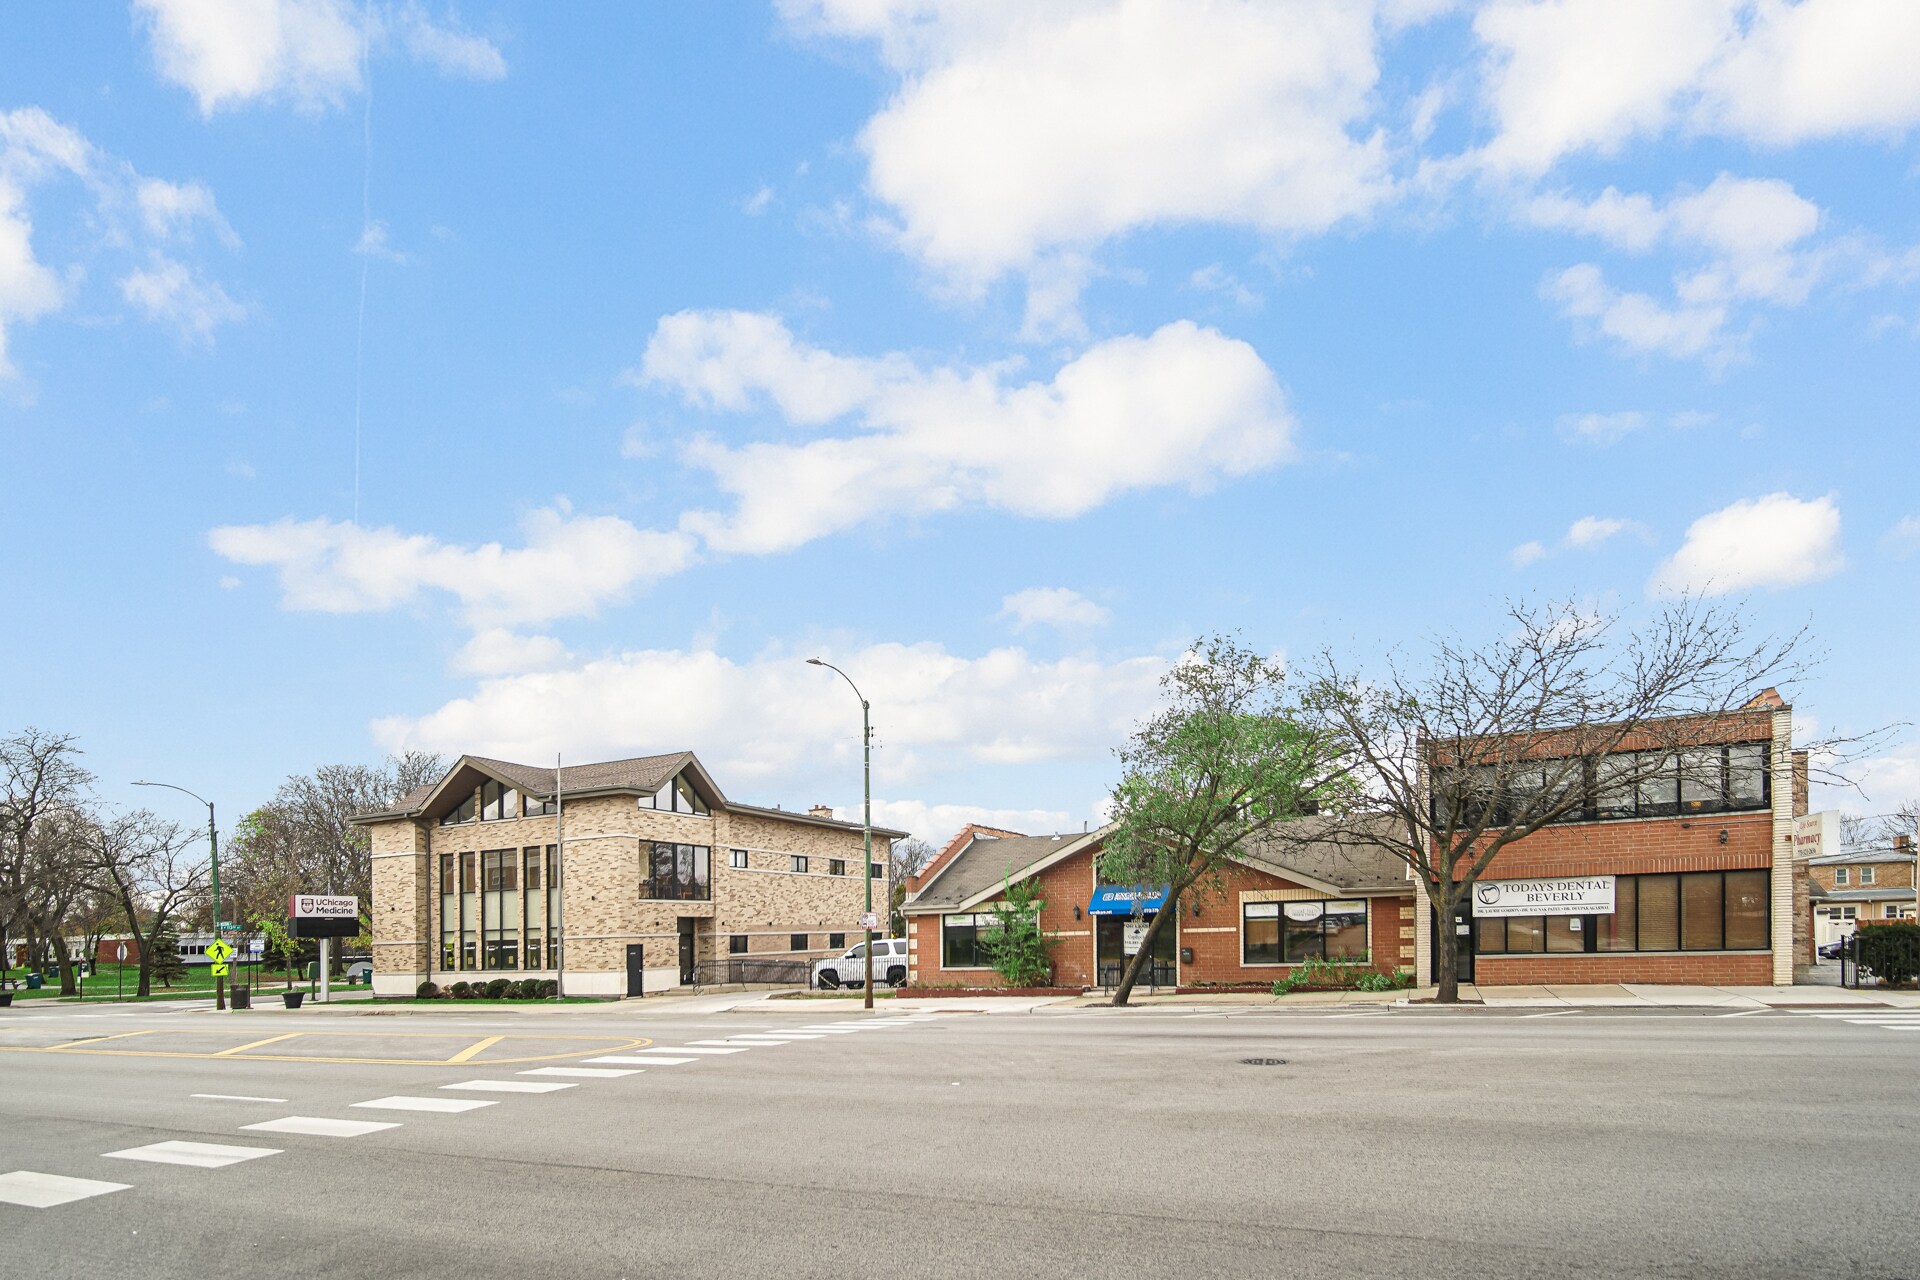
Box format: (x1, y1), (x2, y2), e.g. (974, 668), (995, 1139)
(1472, 877), (1615, 918)
(289, 894), (358, 919)
(247, 938), (265, 955)
(115, 943), (128, 962)
(858, 911), (882, 931)
(1122, 922), (1150, 955)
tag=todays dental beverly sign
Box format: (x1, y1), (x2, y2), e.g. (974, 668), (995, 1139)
(1472, 877), (1615, 917)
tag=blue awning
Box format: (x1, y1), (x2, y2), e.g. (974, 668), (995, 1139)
(1087, 884), (1169, 915)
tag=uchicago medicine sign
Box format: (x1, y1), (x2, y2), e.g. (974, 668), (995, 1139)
(1472, 877), (1615, 918)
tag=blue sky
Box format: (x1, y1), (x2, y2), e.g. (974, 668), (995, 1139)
(2, 0), (1917, 842)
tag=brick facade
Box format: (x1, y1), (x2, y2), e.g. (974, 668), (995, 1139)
(365, 765), (894, 998)
(906, 841), (1414, 990)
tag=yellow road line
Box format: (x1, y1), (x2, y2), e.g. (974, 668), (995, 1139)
(213, 1032), (306, 1057)
(445, 1035), (505, 1064)
(0, 1034), (654, 1068)
(45, 1029), (160, 1050)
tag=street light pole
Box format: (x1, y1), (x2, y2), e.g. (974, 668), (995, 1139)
(807, 658), (875, 1011)
(134, 780), (224, 1011)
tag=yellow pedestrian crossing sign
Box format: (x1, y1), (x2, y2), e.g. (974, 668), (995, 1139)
(206, 939), (235, 962)
(209, 962), (229, 977)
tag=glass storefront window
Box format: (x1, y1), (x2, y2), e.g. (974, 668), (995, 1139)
(1241, 900), (1370, 965)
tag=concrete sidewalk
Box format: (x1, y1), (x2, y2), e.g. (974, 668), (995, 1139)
(1420, 982), (1920, 1009)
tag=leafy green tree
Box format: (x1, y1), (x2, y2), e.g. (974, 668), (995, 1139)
(979, 877), (1057, 988)
(250, 912), (303, 989)
(1099, 634), (1357, 1007)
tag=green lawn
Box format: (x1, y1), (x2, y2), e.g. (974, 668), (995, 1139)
(1, 962), (364, 1002)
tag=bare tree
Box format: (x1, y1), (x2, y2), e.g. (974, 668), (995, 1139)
(0, 728), (94, 990)
(888, 837), (936, 936)
(84, 810), (208, 999)
(1306, 598), (1828, 1003)
(224, 752), (445, 937)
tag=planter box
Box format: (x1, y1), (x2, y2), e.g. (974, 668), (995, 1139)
(281, 991), (305, 1009)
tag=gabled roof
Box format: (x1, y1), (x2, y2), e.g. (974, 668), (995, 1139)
(903, 815), (1413, 913)
(351, 750), (713, 824)
(907, 829), (1106, 911)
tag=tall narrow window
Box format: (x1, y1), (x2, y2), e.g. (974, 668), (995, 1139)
(1680, 873), (1724, 950)
(1638, 875), (1680, 950)
(1723, 870), (1770, 950)
(438, 852), (457, 970)
(1594, 877), (1637, 951)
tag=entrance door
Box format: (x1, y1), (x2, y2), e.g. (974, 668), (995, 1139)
(625, 943), (645, 998)
(1096, 915), (1175, 989)
(1433, 904), (1474, 984)
(677, 918), (696, 985)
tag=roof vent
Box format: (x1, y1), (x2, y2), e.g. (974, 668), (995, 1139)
(809, 804), (835, 819)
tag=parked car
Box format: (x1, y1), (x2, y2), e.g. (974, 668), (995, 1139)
(1818, 936), (1852, 960)
(812, 938), (909, 989)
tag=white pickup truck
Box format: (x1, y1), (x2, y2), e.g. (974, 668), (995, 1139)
(812, 938), (909, 989)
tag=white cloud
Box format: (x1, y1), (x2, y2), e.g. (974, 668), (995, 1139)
(1648, 492), (1845, 597)
(781, 0), (1395, 318)
(353, 219), (408, 262)
(1190, 263), (1262, 309)
(208, 505), (697, 627)
(1846, 742), (1920, 813)
(1531, 174), (1823, 360)
(998, 587), (1111, 631)
(135, 0), (506, 115)
(394, 3), (507, 80)
(1883, 515), (1920, 558)
(0, 107), (243, 369)
(1558, 411), (1648, 445)
(639, 310), (1294, 555)
(372, 640), (1170, 788)
(449, 629), (572, 678)
(1566, 516), (1629, 549)
(1508, 539), (1547, 569)
(866, 799), (1079, 847)
(1544, 263), (1729, 361)
(1474, 0), (1920, 174)
(136, 178), (240, 246)
(119, 255), (246, 342)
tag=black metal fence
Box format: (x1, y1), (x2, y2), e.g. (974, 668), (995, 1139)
(691, 958), (814, 987)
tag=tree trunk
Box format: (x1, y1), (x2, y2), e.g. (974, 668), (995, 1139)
(50, 933), (76, 996)
(1111, 887), (1182, 1007)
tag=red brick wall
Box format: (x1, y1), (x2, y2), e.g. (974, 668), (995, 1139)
(1475, 952), (1772, 985)
(908, 846), (1414, 988)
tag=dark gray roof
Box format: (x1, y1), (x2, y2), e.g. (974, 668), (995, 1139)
(1235, 815), (1413, 894)
(726, 800), (910, 841)
(471, 751), (693, 799)
(908, 832), (1095, 910)
(1806, 849), (1918, 866)
(1810, 886), (1917, 903)
(905, 815), (1413, 912)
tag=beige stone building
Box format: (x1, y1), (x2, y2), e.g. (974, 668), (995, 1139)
(353, 751), (904, 997)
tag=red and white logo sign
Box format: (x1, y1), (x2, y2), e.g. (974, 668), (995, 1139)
(290, 894), (359, 919)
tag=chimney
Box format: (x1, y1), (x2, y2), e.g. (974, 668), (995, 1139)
(1791, 750), (1810, 818)
(1897, 834), (1913, 852)
(809, 804), (835, 820)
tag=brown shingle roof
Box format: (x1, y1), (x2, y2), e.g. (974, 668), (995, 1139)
(908, 832), (1094, 909)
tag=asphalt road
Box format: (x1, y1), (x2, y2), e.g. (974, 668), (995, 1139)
(1, 998), (1915, 1279)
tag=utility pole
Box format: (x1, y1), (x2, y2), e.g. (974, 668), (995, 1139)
(808, 658), (876, 1011)
(134, 780), (225, 1011)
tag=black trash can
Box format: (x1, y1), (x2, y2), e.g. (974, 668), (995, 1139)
(230, 985), (251, 1010)
(281, 990), (304, 1009)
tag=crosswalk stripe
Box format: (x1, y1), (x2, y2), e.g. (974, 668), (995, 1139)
(442, 1080), (575, 1093)
(352, 1096), (496, 1114)
(102, 1141), (281, 1168)
(0, 1171), (131, 1208)
(594, 1054), (694, 1064)
(518, 1066), (637, 1078)
(241, 1116), (400, 1138)
(662, 1044), (751, 1054)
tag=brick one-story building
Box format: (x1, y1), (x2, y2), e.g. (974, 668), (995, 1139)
(354, 751), (903, 998)
(901, 819), (1415, 991)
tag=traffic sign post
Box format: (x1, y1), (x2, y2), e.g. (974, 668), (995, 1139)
(115, 942), (127, 1001)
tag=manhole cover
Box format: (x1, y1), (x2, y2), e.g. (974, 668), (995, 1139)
(1240, 1057), (1288, 1066)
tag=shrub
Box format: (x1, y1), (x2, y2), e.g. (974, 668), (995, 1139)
(486, 978), (512, 999)
(1856, 923), (1920, 987)
(539, 979), (559, 998)
(449, 981), (471, 999)
(516, 979), (538, 999)
(1272, 957), (1375, 995)
(416, 981), (439, 999)
(1354, 969), (1414, 993)
(979, 876), (1057, 988)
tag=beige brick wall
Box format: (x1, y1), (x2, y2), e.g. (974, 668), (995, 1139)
(368, 789), (895, 983)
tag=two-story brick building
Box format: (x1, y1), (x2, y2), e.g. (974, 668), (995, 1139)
(1804, 835), (1918, 953)
(1412, 692), (1802, 987)
(900, 818), (1415, 991)
(353, 751), (904, 997)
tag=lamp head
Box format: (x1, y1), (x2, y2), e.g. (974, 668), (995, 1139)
(806, 658), (825, 666)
